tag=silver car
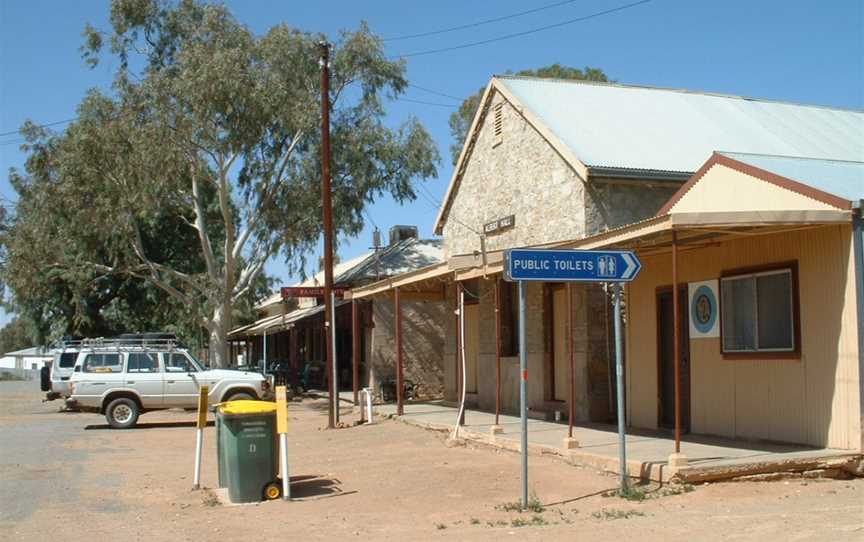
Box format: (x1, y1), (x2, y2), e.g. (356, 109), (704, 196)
(69, 342), (270, 428)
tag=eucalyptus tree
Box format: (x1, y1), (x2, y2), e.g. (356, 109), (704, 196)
(8, 0), (438, 366)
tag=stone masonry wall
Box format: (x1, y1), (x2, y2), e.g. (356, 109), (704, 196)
(584, 181), (679, 235)
(442, 91), (586, 258)
(370, 297), (447, 399)
(438, 88), (686, 423)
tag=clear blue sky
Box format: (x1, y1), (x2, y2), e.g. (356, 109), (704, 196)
(1, 0), (862, 325)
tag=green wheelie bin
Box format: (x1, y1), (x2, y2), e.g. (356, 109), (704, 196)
(215, 400), (281, 503)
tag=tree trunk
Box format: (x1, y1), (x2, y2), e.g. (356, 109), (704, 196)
(208, 304), (231, 368)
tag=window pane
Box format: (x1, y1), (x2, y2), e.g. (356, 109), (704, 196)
(166, 353), (194, 372)
(58, 352), (77, 368)
(84, 353), (122, 373)
(128, 353), (159, 373)
(757, 272), (793, 350)
(722, 277), (756, 351)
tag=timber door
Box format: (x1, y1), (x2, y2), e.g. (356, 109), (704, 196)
(463, 303), (480, 393)
(657, 288), (690, 431)
(552, 287), (569, 401)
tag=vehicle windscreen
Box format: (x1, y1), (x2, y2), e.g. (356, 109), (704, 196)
(58, 352), (77, 368)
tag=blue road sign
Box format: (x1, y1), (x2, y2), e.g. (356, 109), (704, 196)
(504, 248), (642, 282)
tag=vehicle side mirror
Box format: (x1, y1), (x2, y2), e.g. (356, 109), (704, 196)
(74, 366), (81, 372)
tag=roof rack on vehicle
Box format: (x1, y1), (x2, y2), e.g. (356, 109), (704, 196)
(59, 333), (180, 350)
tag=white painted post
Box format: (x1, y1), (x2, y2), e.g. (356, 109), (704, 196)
(193, 427), (204, 490)
(192, 385), (209, 490)
(276, 385), (290, 500)
(362, 387), (374, 424)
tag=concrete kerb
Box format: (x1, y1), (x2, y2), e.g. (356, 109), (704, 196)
(384, 413), (864, 484)
(386, 412), (674, 482)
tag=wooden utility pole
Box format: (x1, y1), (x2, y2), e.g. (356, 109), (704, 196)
(319, 41), (336, 429)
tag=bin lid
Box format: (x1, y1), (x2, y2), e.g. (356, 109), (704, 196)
(217, 400), (277, 416)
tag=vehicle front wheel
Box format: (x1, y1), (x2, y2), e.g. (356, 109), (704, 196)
(106, 398), (140, 429)
(223, 390), (255, 402)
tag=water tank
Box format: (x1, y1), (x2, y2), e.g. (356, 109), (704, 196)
(388, 225), (418, 246)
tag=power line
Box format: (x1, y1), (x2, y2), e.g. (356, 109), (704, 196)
(0, 118), (76, 138)
(406, 83), (465, 102)
(384, 0), (583, 42)
(397, 97), (460, 108)
(416, 182), (483, 237)
(392, 0), (652, 59)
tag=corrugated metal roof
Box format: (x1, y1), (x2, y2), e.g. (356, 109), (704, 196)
(718, 152), (864, 203)
(337, 238), (443, 284)
(254, 238), (443, 312)
(229, 300), (352, 337)
(499, 77), (864, 174)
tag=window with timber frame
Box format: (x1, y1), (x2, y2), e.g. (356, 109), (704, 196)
(720, 263), (800, 357)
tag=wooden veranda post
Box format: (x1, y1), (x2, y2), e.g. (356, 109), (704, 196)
(352, 300), (360, 406)
(455, 282), (465, 425)
(495, 278), (502, 426)
(672, 231), (682, 453)
(395, 286), (404, 416)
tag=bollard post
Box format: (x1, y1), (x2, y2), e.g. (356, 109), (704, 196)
(276, 385), (290, 500)
(192, 385), (209, 490)
(363, 387), (374, 424)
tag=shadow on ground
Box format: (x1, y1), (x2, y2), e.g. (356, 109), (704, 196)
(289, 474), (355, 500)
(85, 420), (215, 430)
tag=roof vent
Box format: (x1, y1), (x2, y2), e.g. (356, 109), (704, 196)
(493, 102), (504, 146)
(388, 225), (418, 246)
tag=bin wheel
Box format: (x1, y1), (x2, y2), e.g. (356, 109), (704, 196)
(263, 480), (282, 501)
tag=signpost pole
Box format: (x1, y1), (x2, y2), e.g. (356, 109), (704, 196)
(518, 280), (528, 509)
(503, 248), (642, 504)
(613, 283), (628, 492)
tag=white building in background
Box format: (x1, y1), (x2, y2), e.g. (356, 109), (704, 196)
(0, 346), (53, 372)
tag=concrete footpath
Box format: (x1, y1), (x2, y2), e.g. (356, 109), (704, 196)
(368, 400), (862, 482)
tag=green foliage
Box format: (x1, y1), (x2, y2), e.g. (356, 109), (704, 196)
(0, 317), (36, 354)
(591, 508), (646, 520)
(603, 482), (695, 501)
(448, 64), (610, 165)
(496, 493), (545, 513)
(4, 0), (438, 364)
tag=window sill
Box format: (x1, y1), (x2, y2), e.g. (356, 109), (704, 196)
(722, 351), (801, 361)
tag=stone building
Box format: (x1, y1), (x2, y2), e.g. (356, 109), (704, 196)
(435, 76), (681, 423)
(363, 74), (862, 432)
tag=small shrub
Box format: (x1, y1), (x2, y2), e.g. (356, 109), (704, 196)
(591, 508), (645, 520)
(201, 489), (221, 507)
(435, 523), (447, 530)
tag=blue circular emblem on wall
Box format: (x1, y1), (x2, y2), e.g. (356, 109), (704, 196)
(691, 285), (717, 334)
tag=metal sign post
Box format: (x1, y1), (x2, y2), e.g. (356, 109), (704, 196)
(518, 280), (528, 508)
(613, 283), (628, 490)
(504, 248), (641, 497)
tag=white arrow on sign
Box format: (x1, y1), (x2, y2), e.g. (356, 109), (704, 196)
(621, 253), (639, 280)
